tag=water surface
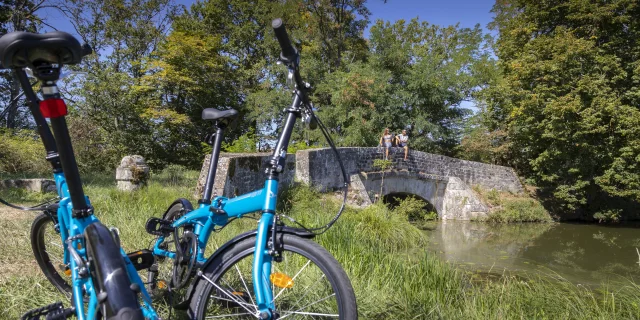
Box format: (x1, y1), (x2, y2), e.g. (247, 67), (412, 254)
(424, 221), (640, 286)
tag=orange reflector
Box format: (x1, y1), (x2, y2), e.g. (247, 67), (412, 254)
(270, 272), (293, 289)
(77, 242), (82, 249)
(64, 269), (71, 276)
(157, 280), (167, 289)
(232, 291), (246, 297)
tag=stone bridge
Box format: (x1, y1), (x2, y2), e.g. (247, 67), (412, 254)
(196, 147), (523, 220)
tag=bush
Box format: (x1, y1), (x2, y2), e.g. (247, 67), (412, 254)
(0, 129), (49, 177)
(475, 186), (553, 223)
(67, 116), (121, 173)
(393, 196), (437, 222)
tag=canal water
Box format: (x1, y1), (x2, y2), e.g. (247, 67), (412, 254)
(424, 221), (640, 286)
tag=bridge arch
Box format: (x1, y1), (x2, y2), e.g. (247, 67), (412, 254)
(350, 171), (488, 220)
(382, 192), (436, 213)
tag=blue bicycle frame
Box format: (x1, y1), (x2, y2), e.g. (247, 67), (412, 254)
(14, 67), (160, 319)
(152, 89), (306, 319)
(52, 172), (159, 320)
(153, 181), (280, 312)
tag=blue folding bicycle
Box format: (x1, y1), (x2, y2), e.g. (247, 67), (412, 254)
(2, 18), (356, 320)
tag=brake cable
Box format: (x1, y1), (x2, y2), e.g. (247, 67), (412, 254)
(0, 196), (60, 211)
(278, 93), (350, 235)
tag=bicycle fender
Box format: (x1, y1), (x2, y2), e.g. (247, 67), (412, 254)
(174, 226), (314, 310)
(84, 222), (144, 320)
(161, 198), (194, 219)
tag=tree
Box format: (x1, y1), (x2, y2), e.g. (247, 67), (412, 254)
(315, 18), (496, 155)
(55, 0), (179, 169)
(486, 0), (640, 219)
(0, 0), (50, 129)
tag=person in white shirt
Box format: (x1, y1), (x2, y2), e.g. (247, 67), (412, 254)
(396, 129), (409, 160)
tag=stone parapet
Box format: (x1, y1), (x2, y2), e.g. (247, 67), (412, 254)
(0, 179), (56, 193)
(295, 147), (523, 193)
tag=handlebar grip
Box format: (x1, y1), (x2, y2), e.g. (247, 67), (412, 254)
(272, 18), (297, 61)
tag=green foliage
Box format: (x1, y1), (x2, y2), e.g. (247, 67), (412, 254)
(372, 158), (393, 171)
(593, 209), (622, 223)
(222, 127), (257, 153)
(486, 198), (553, 223)
(0, 130), (49, 176)
(480, 0), (640, 219)
(393, 196), (437, 222)
(475, 187), (553, 223)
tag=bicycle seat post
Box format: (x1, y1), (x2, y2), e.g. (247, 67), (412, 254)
(37, 64), (91, 216)
(200, 121), (226, 205)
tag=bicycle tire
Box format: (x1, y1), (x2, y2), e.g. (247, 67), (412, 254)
(188, 234), (358, 319)
(31, 212), (72, 297)
(84, 222), (144, 320)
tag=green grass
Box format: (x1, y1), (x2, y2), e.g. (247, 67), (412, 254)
(0, 176), (639, 319)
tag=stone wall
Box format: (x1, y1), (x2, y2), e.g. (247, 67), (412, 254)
(0, 179), (56, 193)
(295, 147), (523, 193)
(196, 153), (296, 198)
(195, 147), (523, 220)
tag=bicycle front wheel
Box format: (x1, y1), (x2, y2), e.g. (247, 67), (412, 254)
(189, 234), (357, 319)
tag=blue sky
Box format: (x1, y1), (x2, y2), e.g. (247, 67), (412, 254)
(41, 0), (497, 39)
(367, 0), (496, 36)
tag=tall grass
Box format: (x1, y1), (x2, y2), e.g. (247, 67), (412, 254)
(0, 176), (639, 319)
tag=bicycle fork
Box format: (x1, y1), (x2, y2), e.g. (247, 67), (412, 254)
(254, 178), (279, 319)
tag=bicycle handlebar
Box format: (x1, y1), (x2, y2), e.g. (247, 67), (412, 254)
(272, 18), (297, 62)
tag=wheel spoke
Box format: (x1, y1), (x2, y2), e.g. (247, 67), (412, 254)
(200, 273), (259, 318)
(272, 259), (311, 303)
(236, 265), (258, 312)
(278, 293), (336, 320)
(290, 274), (326, 312)
(205, 312), (255, 318)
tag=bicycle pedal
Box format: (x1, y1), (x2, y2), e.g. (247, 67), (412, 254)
(21, 301), (74, 320)
(127, 249), (154, 271)
(145, 217), (174, 236)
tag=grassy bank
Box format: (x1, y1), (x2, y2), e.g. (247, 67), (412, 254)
(473, 186), (554, 223)
(0, 174), (638, 319)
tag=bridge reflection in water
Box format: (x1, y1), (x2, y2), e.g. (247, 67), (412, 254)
(423, 221), (640, 287)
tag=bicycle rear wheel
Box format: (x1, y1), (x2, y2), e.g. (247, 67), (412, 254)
(31, 212), (72, 297)
(189, 234), (357, 319)
(84, 222), (144, 320)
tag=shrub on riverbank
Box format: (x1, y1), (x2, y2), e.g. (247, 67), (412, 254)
(474, 186), (553, 223)
(0, 179), (637, 319)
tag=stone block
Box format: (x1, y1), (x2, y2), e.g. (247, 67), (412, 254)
(115, 155), (150, 191)
(0, 179), (56, 193)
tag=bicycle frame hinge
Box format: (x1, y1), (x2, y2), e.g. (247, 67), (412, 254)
(72, 207), (94, 218)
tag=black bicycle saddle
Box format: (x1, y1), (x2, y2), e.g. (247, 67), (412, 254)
(0, 31), (86, 69)
(202, 108), (239, 121)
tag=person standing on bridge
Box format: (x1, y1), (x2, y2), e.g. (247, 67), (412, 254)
(396, 129), (409, 160)
(379, 128), (394, 159)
